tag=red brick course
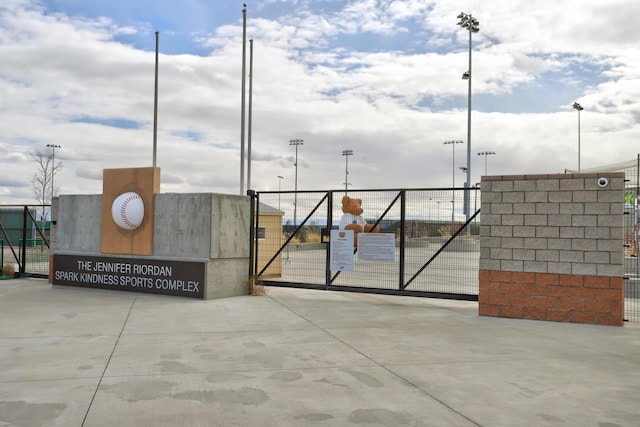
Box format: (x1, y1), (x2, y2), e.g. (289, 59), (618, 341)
(559, 275), (583, 287)
(547, 309), (571, 322)
(479, 269), (623, 326)
(547, 286), (571, 298)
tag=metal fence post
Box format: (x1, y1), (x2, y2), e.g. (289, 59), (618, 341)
(21, 206), (27, 275)
(399, 190), (406, 290)
(248, 190), (256, 277)
(325, 191), (333, 288)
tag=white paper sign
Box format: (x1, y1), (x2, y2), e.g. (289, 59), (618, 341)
(330, 229), (354, 271)
(358, 233), (396, 261)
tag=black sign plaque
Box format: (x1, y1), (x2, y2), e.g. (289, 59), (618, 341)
(52, 254), (206, 299)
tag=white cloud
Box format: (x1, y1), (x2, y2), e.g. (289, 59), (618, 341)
(0, 0), (638, 207)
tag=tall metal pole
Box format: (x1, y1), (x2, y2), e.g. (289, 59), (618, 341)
(577, 108), (581, 172)
(478, 151), (496, 175)
(572, 102), (583, 172)
(444, 140), (463, 225)
(277, 175), (284, 211)
(342, 149), (353, 193)
(247, 39), (254, 191)
(345, 154), (348, 193)
(46, 144), (61, 202)
(240, 4), (247, 195)
(51, 145), (56, 201)
(466, 27), (472, 210)
(457, 12), (479, 221)
(294, 143), (298, 227)
(153, 31), (159, 168)
(290, 139), (304, 229)
(452, 142), (456, 225)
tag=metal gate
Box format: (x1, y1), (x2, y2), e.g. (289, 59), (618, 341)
(623, 156), (639, 322)
(251, 188), (480, 300)
(0, 205), (51, 278)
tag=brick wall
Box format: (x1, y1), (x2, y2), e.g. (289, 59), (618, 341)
(479, 173), (625, 326)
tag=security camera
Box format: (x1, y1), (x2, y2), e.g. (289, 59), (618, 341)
(597, 177), (609, 188)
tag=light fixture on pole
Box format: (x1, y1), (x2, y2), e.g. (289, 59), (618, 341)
(477, 151), (496, 176)
(572, 102), (583, 172)
(459, 166), (468, 184)
(457, 11), (479, 221)
(277, 175), (284, 211)
(342, 149), (353, 193)
(444, 140), (463, 225)
(46, 144), (61, 202)
(289, 139), (304, 229)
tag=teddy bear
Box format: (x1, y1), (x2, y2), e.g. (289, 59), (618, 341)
(339, 195), (379, 246)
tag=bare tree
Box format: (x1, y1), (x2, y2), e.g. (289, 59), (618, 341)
(29, 150), (62, 221)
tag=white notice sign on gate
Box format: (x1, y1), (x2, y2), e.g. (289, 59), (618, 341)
(358, 233), (396, 261)
(330, 229), (354, 271)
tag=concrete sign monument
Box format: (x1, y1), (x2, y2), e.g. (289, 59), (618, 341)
(50, 167), (250, 299)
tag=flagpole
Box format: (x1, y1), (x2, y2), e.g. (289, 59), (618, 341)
(153, 31), (159, 167)
(247, 38), (254, 191)
(240, 4), (247, 195)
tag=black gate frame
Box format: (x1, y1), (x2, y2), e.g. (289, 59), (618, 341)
(250, 188), (480, 300)
(0, 205), (50, 278)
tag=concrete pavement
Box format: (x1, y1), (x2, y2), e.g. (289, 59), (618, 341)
(1, 278), (639, 426)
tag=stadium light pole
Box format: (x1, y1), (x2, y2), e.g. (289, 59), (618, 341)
(342, 149), (353, 194)
(277, 175), (284, 211)
(478, 151), (496, 175)
(457, 12), (479, 221)
(572, 102), (583, 172)
(46, 144), (61, 202)
(444, 140), (463, 188)
(444, 140), (463, 225)
(289, 139), (304, 228)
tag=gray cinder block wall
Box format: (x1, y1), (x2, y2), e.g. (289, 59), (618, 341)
(479, 173), (625, 326)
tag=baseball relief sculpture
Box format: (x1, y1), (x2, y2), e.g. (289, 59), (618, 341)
(111, 192), (144, 230)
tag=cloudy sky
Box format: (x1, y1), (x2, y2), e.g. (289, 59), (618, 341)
(1, 0), (639, 205)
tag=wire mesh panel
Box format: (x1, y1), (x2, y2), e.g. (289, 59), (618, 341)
(255, 188), (481, 299)
(330, 190), (402, 291)
(624, 205), (639, 322)
(626, 277), (639, 323)
(255, 191), (329, 285)
(0, 205), (51, 278)
(20, 241), (51, 276)
(402, 190), (479, 296)
(623, 156), (639, 322)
